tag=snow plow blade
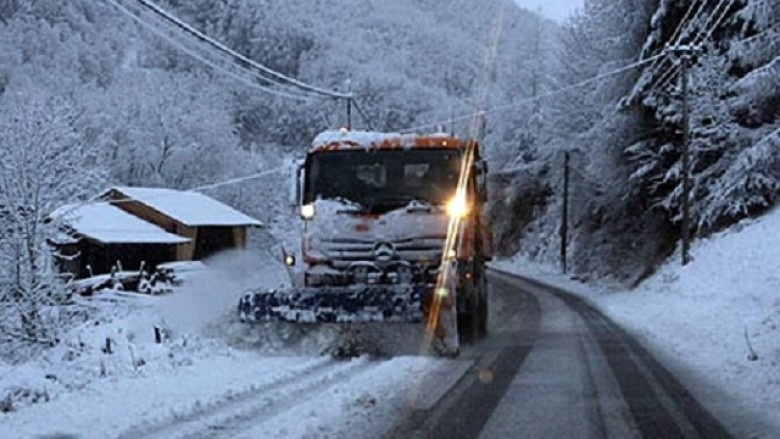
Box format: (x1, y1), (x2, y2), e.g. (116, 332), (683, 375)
(238, 284), (433, 324)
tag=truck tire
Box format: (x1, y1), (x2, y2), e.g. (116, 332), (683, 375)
(457, 293), (479, 344)
(478, 282), (488, 337)
(475, 263), (488, 337)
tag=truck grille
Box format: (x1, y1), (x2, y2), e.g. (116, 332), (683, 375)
(322, 236), (446, 267)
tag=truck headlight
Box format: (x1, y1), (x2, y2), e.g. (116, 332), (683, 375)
(446, 192), (469, 218)
(301, 204), (315, 220)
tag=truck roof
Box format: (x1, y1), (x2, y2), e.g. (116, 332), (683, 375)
(310, 129), (470, 153)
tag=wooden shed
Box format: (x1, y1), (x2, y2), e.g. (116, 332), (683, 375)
(98, 187), (263, 261)
(51, 202), (191, 279)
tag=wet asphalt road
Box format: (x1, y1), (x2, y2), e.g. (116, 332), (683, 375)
(391, 269), (737, 439)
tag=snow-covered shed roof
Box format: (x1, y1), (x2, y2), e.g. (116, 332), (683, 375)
(51, 203), (190, 245)
(103, 187), (262, 228)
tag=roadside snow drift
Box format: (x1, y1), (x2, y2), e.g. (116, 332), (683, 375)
(495, 207), (780, 435)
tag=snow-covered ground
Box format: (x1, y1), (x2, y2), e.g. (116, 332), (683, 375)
(494, 207), (780, 434)
(0, 347), (451, 439)
(0, 250), (459, 438)
(5, 209), (780, 437)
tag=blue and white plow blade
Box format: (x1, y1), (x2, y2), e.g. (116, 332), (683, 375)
(238, 284), (431, 323)
(238, 283), (461, 356)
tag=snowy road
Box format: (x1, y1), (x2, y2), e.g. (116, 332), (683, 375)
(395, 270), (736, 438)
(1, 270), (741, 438)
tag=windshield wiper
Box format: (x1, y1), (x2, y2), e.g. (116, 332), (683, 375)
(378, 197), (438, 213)
(405, 198), (434, 211)
(330, 196), (366, 213)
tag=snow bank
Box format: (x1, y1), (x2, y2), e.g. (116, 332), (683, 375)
(494, 207), (780, 435)
(0, 249), (290, 415)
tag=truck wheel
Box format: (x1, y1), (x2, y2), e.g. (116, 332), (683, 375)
(478, 291), (488, 337)
(478, 276), (488, 337)
(457, 295), (478, 344)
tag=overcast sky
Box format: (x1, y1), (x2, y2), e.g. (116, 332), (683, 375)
(513, 0), (583, 23)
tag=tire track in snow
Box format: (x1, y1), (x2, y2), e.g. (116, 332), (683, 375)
(190, 358), (383, 439)
(116, 357), (342, 439)
(122, 357), (380, 439)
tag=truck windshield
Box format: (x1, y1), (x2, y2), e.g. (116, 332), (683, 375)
(304, 149), (462, 212)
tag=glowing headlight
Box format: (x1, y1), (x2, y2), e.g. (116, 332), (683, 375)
(284, 254), (296, 267)
(300, 204), (315, 219)
(446, 192), (469, 218)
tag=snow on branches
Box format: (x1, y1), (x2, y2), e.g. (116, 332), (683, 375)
(0, 91), (106, 358)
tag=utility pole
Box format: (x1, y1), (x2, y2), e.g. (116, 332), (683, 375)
(345, 77), (353, 129)
(668, 44), (700, 266)
(346, 96), (352, 129)
(561, 150), (570, 274)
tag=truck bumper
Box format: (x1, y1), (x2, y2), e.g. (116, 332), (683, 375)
(238, 284), (436, 324)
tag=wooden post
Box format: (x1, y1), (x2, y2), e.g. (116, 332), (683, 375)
(154, 326), (163, 344)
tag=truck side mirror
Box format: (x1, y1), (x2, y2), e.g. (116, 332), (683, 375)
(288, 158), (305, 209)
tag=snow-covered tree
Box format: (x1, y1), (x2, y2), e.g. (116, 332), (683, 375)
(699, 128), (780, 228)
(507, 0), (780, 280)
(625, 0), (780, 234)
(0, 88), (107, 354)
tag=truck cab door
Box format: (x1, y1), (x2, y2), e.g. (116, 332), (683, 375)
(288, 157), (305, 212)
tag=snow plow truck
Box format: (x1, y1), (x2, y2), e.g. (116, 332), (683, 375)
(238, 129), (492, 356)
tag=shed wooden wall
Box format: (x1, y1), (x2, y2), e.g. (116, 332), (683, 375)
(233, 227), (246, 248)
(176, 225), (197, 261)
(102, 189), (252, 262)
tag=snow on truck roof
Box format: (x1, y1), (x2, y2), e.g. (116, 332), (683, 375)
(310, 130), (468, 152)
(102, 187), (263, 228)
(51, 203), (190, 245)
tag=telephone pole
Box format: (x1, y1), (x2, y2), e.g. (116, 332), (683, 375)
(346, 96), (353, 129)
(345, 77), (353, 129)
(668, 44), (701, 266)
(561, 150), (570, 274)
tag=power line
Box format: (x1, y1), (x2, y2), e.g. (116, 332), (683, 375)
(646, 0), (709, 93)
(53, 166), (286, 221)
(695, 0), (732, 43)
(402, 54), (663, 134)
(643, 0), (703, 86)
(106, 0), (318, 101)
(403, 0), (748, 135)
(658, 64), (680, 91)
(650, 0), (744, 96)
(190, 167), (286, 192)
(133, 0), (351, 99)
(671, 0), (704, 45)
(106, 0), (350, 101)
(704, 0), (740, 42)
